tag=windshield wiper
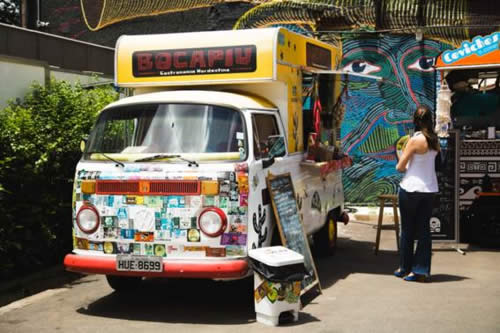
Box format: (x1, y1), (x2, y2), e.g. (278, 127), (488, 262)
(87, 151), (125, 167)
(135, 154), (180, 162)
(101, 153), (125, 167)
(180, 157), (199, 167)
(135, 154), (199, 167)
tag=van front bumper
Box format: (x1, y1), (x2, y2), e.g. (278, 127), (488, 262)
(64, 254), (249, 279)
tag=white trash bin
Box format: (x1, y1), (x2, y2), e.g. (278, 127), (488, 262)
(249, 246), (306, 326)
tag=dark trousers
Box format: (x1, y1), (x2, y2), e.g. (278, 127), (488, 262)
(398, 187), (434, 276)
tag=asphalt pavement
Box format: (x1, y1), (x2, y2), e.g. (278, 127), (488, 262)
(0, 213), (499, 332)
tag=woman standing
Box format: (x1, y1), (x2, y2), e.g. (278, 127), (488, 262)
(395, 105), (439, 282)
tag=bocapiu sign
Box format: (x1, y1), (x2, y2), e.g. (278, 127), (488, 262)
(132, 45), (257, 77)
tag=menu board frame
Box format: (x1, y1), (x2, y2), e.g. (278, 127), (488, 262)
(431, 130), (459, 242)
(266, 172), (321, 297)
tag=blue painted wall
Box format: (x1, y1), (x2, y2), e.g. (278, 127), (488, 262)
(340, 35), (451, 203)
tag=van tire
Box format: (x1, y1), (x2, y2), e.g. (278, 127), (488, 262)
(313, 213), (338, 257)
(106, 275), (142, 292)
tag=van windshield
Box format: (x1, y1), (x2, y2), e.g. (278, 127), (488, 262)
(84, 103), (246, 161)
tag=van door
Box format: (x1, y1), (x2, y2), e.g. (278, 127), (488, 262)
(246, 111), (287, 250)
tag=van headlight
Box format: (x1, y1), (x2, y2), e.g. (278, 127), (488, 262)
(198, 207), (227, 237)
(76, 204), (100, 234)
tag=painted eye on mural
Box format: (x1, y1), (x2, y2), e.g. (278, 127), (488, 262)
(408, 57), (435, 72)
(342, 60), (381, 75)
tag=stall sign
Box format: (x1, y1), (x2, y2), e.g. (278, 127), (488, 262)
(437, 32), (500, 68)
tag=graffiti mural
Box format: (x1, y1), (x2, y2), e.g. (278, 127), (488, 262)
(39, 0), (498, 204)
(41, 0), (500, 48)
(340, 35), (451, 202)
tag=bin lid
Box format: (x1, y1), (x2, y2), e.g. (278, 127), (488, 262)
(248, 246), (304, 267)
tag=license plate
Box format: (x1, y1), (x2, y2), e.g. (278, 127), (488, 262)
(116, 255), (163, 272)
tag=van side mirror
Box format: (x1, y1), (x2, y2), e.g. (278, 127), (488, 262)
(262, 135), (285, 169)
(262, 156), (275, 169)
(80, 135), (88, 153)
(267, 135), (286, 158)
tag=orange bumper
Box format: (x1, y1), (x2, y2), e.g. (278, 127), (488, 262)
(64, 254), (249, 279)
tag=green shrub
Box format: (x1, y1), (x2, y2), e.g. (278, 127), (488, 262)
(0, 78), (118, 280)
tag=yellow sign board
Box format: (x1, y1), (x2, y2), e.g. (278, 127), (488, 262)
(115, 28), (339, 88)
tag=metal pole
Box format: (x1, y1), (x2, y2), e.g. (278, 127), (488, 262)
(21, 0), (27, 27)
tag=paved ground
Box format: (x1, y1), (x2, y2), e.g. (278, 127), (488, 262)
(0, 216), (499, 332)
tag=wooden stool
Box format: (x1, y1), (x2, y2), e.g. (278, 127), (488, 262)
(374, 194), (400, 255)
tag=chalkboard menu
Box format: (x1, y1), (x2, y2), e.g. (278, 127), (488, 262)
(431, 130), (459, 241)
(266, 173), (321, 296)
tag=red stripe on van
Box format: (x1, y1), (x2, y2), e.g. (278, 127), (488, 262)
(96, 180), (140, 195)
(64, 254), (249, 278)
(95, 180), (201, 195)
(149, 180), (200, 195)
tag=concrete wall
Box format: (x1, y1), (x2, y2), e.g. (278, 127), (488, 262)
(50, 68), (112, 87)
(0, 55), (112, 109)
(0, 56), (47, 109)
(0, 22), (114, 109)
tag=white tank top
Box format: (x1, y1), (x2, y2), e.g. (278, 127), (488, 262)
(400, 133), (439, 193)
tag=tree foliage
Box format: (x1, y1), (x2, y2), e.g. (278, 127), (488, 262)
(0, 78), (118, 280)
(0, 0), (20, 25)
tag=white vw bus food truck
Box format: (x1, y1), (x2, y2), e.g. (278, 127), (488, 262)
(64, 28), (350, 291)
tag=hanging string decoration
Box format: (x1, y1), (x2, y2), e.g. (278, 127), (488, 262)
(80, 0), (248, 31)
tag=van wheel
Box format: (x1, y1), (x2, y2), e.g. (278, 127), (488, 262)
(313, 214), (338, 257)
(106, 275), (142, 292)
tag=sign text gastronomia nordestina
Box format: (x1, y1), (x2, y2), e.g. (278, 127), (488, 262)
(132, 45), (257, 77)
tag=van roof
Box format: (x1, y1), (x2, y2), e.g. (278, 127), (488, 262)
(104, 90), (277, 111)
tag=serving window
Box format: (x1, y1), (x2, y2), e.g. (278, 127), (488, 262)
(252, 113), (280, 160)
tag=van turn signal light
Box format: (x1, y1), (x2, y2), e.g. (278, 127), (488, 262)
(201, 180), (219, 195)
(81, 180), (96, 194)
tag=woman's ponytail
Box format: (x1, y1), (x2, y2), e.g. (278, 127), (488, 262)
(414, 105), (440, 151)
